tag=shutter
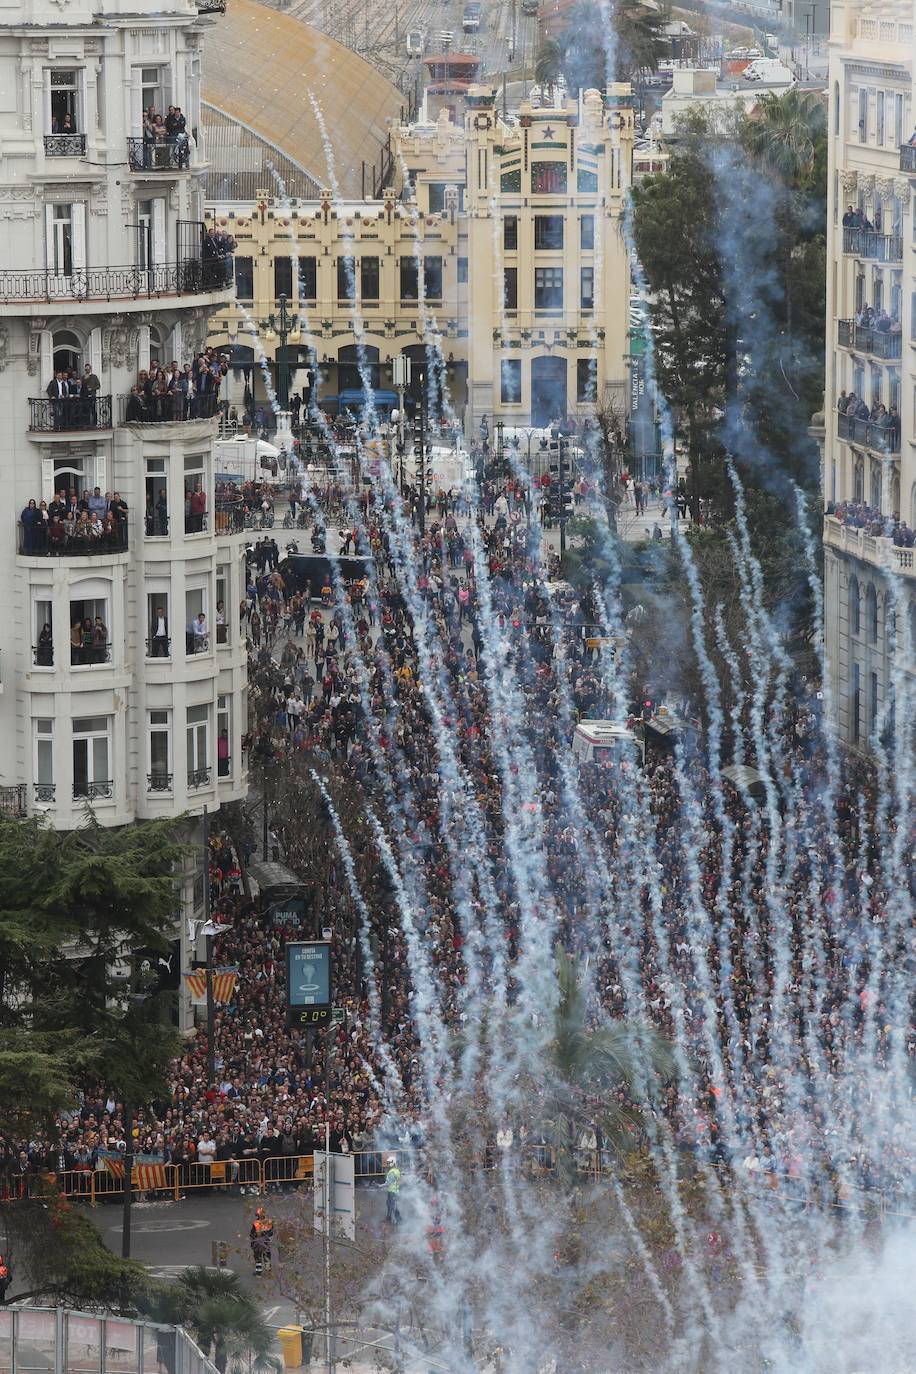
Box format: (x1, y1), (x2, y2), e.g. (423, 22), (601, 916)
(43, 69), (51, 136)
(39, 328), (52, 384)
(152, 197), (166, 266)
(41, 458), (55, 505)
(130, 67), (143, 136)
(71, 202), (86, 272)
(94, 454), (107, 492)
(138, 324), (150, 372)
(89, 326), (102, 375)
(45, 204), (54, 268)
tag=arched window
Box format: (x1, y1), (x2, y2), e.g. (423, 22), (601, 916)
(149, 324), (167, 365)
(849, 576), (860, 636)
(53, 328), (82, 376)
(866, 584), (878, 644)
(853, 459), (864, 504)
(890, 472), (900, 519)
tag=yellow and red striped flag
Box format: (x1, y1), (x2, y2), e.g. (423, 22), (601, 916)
(183, 967), (238, 1005)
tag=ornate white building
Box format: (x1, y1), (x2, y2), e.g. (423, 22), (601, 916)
(0, 0), (248, 829)
(821, 0), (915, 748)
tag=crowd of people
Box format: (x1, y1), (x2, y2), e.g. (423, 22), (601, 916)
(824, 499), (915, 547)
(125, 349), (229, 424)
(20, 489), (129, 555)
(836, 390), (901, 446)
(3, 465), (914, 1224)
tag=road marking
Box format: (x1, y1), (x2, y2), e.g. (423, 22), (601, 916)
(108, 1218), (211, 1234)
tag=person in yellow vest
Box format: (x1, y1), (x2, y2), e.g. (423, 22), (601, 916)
(385, 1156), (401, 1224)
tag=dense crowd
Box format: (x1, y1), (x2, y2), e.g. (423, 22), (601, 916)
(3, 472), (914, 1217)
(20, 488), (128, 555)
(125, 349), (229, 424)
(824, 499), (915, 546)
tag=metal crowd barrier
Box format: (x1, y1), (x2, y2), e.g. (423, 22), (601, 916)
(0, 1306), (217, 1374)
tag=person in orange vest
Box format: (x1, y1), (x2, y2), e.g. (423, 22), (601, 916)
(0, 1253), (11, 1303)
(249, 1206), (274, 1275)
(426, 1196), (444, 1257)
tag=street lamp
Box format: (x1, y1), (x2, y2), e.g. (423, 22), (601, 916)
(260, 293), (299, 408)
(392, 355), (412, 494)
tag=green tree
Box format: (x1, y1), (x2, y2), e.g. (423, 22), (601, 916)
(144, 1268), (280, 1374)
(540, 950), (673, 1192)
(534, 37), (563, 100)
(741, 87), (828, 188)
(1, 1195), (149, 1307)
(0, 814), (187, 1134)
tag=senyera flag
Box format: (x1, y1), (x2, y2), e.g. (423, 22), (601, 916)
(98, 1151), (168, 1189)
(183, 966), (238, 1005)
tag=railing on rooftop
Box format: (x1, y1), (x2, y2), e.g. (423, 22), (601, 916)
(837, 320), (902, 359)
(0, 258), (232, 305)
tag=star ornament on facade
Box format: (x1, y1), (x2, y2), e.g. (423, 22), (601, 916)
(542, 126), (556, 139)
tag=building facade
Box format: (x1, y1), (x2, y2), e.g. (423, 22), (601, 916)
(0, 0), (248, 830)
(822, 0), (914, 749)
(204, 84), (636, 434)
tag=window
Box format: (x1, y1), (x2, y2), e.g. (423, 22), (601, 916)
(503, 267), (518, 310)
(140, 66), (165, 116)
(72, 716), (110, 799)
(580, 215), (595, 250)
(849, 576), (860, 635)
(33, 598), (53, 667)
(876, 91), (885, 145)
(534, 266), (563, 310)
(52, 328), (82, 376)
(858, 87), (868, 142)
(274, 257), (293, 299)
(867, 585), (879, 643)
(69, 596), (109, 666)
(427, 183), (448, 213)
(423, 257), (443, 299)
(870, 670), (879, 734)
(361, 257), (379, 300)
(834, 81), (840, 136)
(531, 162), (567, 194)
(534, 215), (564, 250)
(298, 256), (317, 300)
(234, 256), (253, 300)
(49, 70), (81, 135)
(186, 704), (210, 784)
(184, 454), (207, 533)
(145, 455), (169, 536)
(895, 92), (904, 146)
(577, 168), (598, 192)
(148, 710), (171, 791)
(851, 663), (860, 741)
(457, 257), (468, 284)
(503, 216), (518, 251)
(500, 358), (522, 404)
(580, 266), (594, 310)
(147, 591), (171, 657)
(33, 719), (54, 801)
(185, 586), (209, 655)
(400, 257), (419, 301)
(49, 204), (73, 275)
(577, 358), (596, 403)
(216, 566), (229, 645)
(337, 256), (356, 301)
(500, 167), (521, 193)
(217, 695), (231, 777)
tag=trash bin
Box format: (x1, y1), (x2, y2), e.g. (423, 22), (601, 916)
(277, 1327), (303, 1368)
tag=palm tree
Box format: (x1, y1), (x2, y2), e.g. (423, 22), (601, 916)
(540, 949), (674, 1192)
(144, 1268), (281, 1374)
(742, 87), (827, 187)
(534, 37), (563, 104)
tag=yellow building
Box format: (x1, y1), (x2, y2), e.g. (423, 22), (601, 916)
(205, 84), (636, 432)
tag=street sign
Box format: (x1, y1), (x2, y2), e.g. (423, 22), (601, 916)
(314, 1150), (355, 1241)
(286, 941), (332, 1027)
(331, 1007), (345, 1025)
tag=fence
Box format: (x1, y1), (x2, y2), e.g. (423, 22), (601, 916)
(0, 1306), (218, 1374)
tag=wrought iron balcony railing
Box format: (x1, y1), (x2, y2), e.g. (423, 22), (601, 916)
(197, 0), (227, 11)
(71, 643), (113, 667)
(73, 779), (113, 801)
(147, 772), (174, 792)
(841, 227), (903, 262)
(120, 391), (218, 424)
(29, 394), (112, 432)
(44, 133), (87, 156)
(0, 258), (233, 305)
(0, 784), (26, 817)
(837, 411), (901, 454)
(19, 520), (127, 557)
(187, 768), (212, 788)
(900, 143), (916, 174)
(836, 320), (902, 359)
(127, 136), (191, 172)
(146, 636), (172, 658)
(34, 783), (56, 804)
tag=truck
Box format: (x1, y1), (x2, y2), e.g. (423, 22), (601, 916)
(462, 2), (481, 33)
(742, 57), (794, 84)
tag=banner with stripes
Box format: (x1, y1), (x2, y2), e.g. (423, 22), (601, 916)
(98, 1152), (168, 1190)
(99, 1149), (125, 1180)
(183, 966), (239, 1005)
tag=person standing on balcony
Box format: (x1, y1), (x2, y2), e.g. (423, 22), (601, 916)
(189, 482), (207, 533)
(20, 499), (40, 555)
(80, 364), (100, 427)
(151, 606), (169, 657)
(46, 371), (70, 431)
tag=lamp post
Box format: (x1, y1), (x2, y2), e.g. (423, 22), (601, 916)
(261, 293), (299, 408)
(412, 360), (428, 536)
(392, 355), (412, 494)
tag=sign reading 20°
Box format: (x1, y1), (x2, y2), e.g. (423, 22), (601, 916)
(286, 941), (332, 1027)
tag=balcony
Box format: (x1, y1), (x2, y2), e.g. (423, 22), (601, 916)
(0, 258), (233, 305)
(184, 513), (209, 536)
(44, 133), (86, 157)
(19, 521), (127, 558)
(73, 780), (113, 801)
(900, 144), (916, 174)
(120, 392), (218, 424)
(841, 228), (903, 262)
(127, 137), (191, 173)
(146, 636), (171, 657)
(71, 643), (112, 667)
(147, 772), (173, 792)
(218, 756), (231, 778)
(188, 768), (212, 788)
(145, 512), (170, 537)
(29, 395), (112, 432)
(0, 784), (26, 817)
(837, 320), (901, 360)
(32, 643), (54, 667)
(824, 516), (916, 579)
(186, 633), (211, 656)
(33, 783), (56, 804)
(215, 498), (246, 533)
(837, 412), (900, 454)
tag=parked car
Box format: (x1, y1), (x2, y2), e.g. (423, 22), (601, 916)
(742, 57), (794, 83)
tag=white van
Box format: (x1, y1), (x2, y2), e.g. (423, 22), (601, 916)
(742, 58), (794, 84)
(571, 720), (645, 767)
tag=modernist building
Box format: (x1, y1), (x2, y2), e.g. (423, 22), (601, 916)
(0, 0), (249, 830)
(821, 0), (914, 749)
(204, 84), (636, 433)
